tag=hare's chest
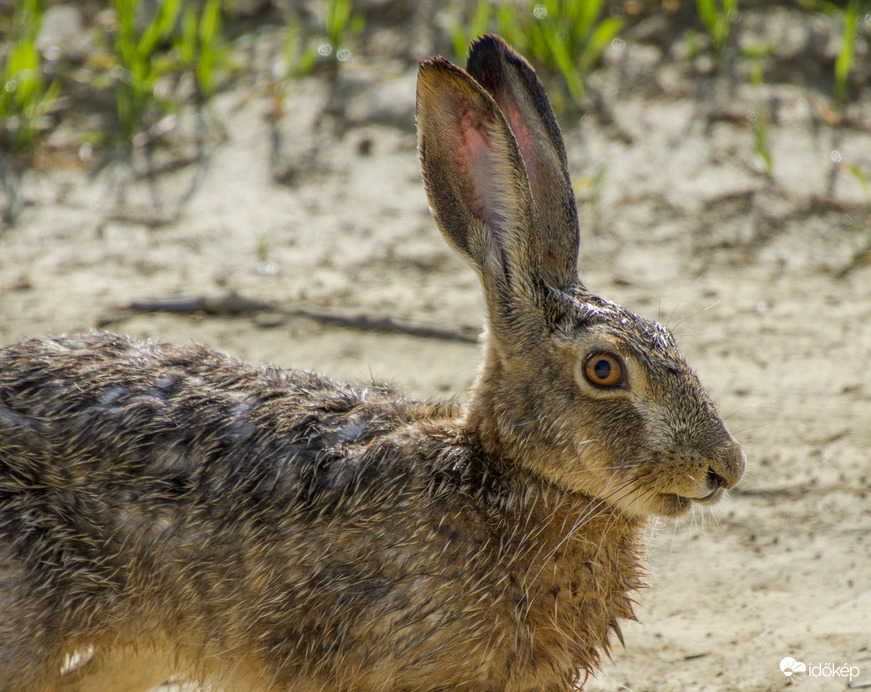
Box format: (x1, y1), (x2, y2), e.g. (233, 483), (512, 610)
(475, 540), (642, 689)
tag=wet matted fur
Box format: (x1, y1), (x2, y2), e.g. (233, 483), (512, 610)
(0, 36), (744, 692)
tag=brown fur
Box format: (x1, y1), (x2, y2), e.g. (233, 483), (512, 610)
(0, 36), (743, 692)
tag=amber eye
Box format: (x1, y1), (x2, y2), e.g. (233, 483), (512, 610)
(583, 353), (623, 388)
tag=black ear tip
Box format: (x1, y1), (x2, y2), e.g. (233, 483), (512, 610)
(467, 35), (529, 89)
(467, 35), (508, 91)
(470, 34), (507, 52)
(467, 34), (508, 68)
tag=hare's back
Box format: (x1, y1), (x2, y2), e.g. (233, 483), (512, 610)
(0, 333), (424, 500)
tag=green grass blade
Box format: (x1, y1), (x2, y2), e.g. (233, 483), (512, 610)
(571, 0), (603, 37)
(542, 29), (583, 101)
(579, 16), (622, 72)
(326, 0), (353, 48)
(6, 38), (40, 108)
(696, 0), (717, 34)
(834, 0), (860, 104)
(177, 3), (198, 66)
(471, 0), (492, 38)
(139, 0), (182, 60)
(196, 0), (223, 98)
(847, 164), (871, 202)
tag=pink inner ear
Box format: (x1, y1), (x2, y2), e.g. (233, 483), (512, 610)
(457, 107), (496, 224)
(504, 101), (537, 181)
(452, 101), (513, 270)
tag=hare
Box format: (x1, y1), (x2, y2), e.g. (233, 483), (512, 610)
(0, 35), (743, 692)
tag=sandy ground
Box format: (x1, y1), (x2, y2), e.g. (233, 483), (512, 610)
(1, 5), (870, 691)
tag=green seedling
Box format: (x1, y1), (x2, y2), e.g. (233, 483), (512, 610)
(833, 0), (864, 105)
(324, 0), (365, 60)
(796, 0), (839, 10)
(272, 2), (361, 115)
(112, 0), (182, 138)
(695, 0), (737, 53)
(1, 0), (59, 150)
(175, 0), (226, 99)
(750, 60), (773, 177)
(848, 163), (871, 203)
(451, 0), (622, 107)
(280, 23), (318, 81)
(517, 0), (623, 102)
(256, 231), (271, 263)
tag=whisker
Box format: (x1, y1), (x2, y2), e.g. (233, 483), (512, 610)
(723, 425), (766, 435)
(557, 464), (633, 479)
(721, 401), (775, 419)
(664, 275), (703, 330)
(670, 298), (720, 334)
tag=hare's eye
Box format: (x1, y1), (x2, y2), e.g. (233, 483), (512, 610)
(583, 353), (623, 388)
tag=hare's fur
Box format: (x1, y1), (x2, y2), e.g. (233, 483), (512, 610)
(0, 36), (743, 692)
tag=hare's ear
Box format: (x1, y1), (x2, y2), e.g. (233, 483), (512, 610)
(466, 35), (579, 291)
(417, 58), (546, 349)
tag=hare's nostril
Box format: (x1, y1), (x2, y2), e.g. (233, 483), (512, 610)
(707, 467), (728, 490)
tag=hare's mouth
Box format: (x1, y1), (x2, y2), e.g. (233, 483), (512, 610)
(659, 488), (725, 516)
(695, 488), (725, 504)
(673, 488), (725, 507)
(615, 486), (727, 518)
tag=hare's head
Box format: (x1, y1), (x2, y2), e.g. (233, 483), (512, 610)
(417, 36), (743, 518)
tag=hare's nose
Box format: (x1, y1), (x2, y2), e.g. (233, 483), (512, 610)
(709, 443), (745, 490)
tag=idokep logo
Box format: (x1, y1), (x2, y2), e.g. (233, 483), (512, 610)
(780, 656), (862, 683)
(780, 657), (806, 678)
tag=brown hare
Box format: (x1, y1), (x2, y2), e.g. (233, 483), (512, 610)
(0, 36), (743, 692)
